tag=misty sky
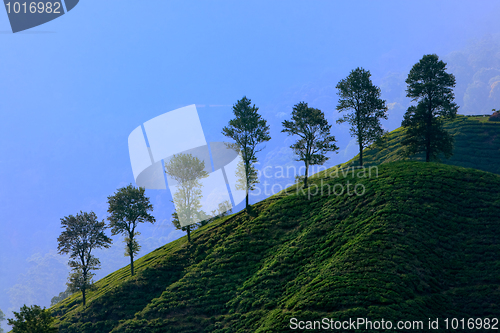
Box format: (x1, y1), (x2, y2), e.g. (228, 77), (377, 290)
(1, 1), (500, 327)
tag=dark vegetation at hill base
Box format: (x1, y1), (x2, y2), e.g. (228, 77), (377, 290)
(50, 160), (500, 333)
(342, 115), (500, 175)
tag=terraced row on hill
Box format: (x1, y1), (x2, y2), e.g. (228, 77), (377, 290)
(342, 115), (500, 175)
(51, 161), (500, 332)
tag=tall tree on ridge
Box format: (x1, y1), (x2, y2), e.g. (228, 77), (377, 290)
(107, 185), (155, 276)
(401, 54), (458, 162)
(282, 102), (338, 188)
(57, 211), (112, 307)
(222, 96), (271, 210)
(336, 67), (388, 167)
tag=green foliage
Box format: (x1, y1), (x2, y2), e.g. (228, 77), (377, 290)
(341, 115), (500, 175)
(51, 162), (500, 332)
(8, 305), (56, 333)
(67, 269), (96, 295)
(0, 308), (4, 333)
(282, 101), (339, 187)
(402, 54), (459, 161)
(402, 104), (454, 161)
(57, 211), (112, 306)
(51, 287), (74, 307)
(222, 96), (271, 209)
(107, 185), (155, 276)
(336, 67), (388, 166)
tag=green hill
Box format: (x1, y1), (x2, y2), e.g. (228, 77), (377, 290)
(341, 115), (500, 174)
(50, 161), (500, 332)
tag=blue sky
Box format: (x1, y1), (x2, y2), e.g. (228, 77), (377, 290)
(1, 0), (500, 325)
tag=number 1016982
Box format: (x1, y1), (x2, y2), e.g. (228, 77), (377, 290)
(5, 2), (62, 14)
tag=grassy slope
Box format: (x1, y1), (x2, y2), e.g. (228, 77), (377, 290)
(51, 161), (500, 332)
(341, 115), (500, 175)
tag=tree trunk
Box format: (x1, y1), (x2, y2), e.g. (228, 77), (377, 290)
(426, 98), (432, 162)
(357, 112), (363, 167)
(130, 252), (135, 276)
(82, 288), (86, 307)
(304, 161), (309, 188)
(187, 225), (191, 243)
(359, 141), (363, 167)
(245, 161), (250, 211)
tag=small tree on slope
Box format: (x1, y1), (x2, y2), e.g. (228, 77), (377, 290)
(107, 185), (155, 276)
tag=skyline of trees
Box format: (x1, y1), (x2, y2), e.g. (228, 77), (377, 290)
(4, 52), (464, 314)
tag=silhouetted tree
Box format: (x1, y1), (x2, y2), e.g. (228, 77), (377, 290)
(336, 67), (388, 166)
(107, 185), (155, 276)
(7, 305), (56, 333)
(57, 211), (112, 307)
(282, 102), (338, 188)
(222, 96), (271, 210)
(402, 54), (458, 161)
(165, 153), (209, 242)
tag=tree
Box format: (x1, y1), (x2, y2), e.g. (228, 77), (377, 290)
(0, 308), (5, 333)
(107, 185), (155, 276)
(57, 211), (112, 307)
(165, 153), (209, 242)
(222, 96), (271, 210)
(336, 67), (388, 166)
(50, 287), (73, 306)
(282, 102), (339, 188)
(401, 54), (458, 162)
(7, 305), (56, 333)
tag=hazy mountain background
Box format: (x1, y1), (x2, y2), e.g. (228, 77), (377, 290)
(1, 2), (500, 330)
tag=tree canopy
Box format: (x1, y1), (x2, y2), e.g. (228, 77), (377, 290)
(401, 54), (458, 161)
(336, 67), (388, 166)
(57, 211), (112, 307)
(165, 153), (209, 242)
(222, 96), (271, 210)
(282, 102), (338, 188)
(7, 305), (56, 333)
(107, 184), (155, 276)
